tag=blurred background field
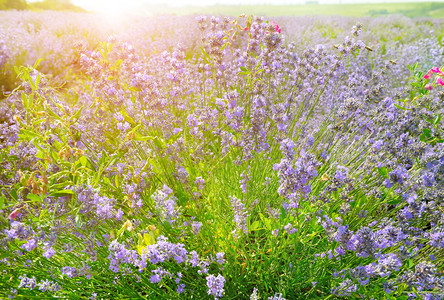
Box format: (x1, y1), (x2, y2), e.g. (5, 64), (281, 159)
(1, 0), (444, 18)
(137, 2), (444, 18)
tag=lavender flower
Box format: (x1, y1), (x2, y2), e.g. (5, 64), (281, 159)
(61, 266), (78, 278)
(268, 293), (286, 300)
(18, 274), (37, 290)
(191, 221), (202, 235)
(230, 196), (249, 237)
(206, 274), (225, 299)
(152, 185), (179, 224)
(331, 279), (357, 297)
(37, 279), (61, 292)
(42, 247), (55, 259)
(20, 239), (37, 252)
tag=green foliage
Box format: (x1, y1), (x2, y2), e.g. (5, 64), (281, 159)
(28, 0), (85, 12)
(0, 0), (27, 10)
(137, 2), (444, 18)
(1, 12), (443, 300)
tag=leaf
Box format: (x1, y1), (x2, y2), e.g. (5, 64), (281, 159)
(126, 124), (141, 138)
(250, 220), (261, 231)
(120, 110), (136, 126)
(8, 189), (17, 201)
(393, 103), (408, 110)
(137, 229), (160, 255)
(114, 59), (123, 68)
(27, 193), (41, 203)
(19, 129), (42, 140)
(78, 155), (89, 167)
(39, 209), (48, 221)
(75, 214), (82, 228)
(153, 136), (166, 149)
(0, 194), (5, 210)
(21, 92), (29, 109)
(387, 196), (402, 205)
(221, 42), (229, 51)
(200, 46), (211, 63)
(35, 73), (41, 89)
(69, 106), (84, 122)
(143, 232), (157, 246)
(378, 167), (389, 178)
(280, 206), (286, 222)
(408, 258), (414, 269)
(422, 115), (435, 124)
(49, 189), (74, 197)
(240, 66), (248, 72)
(134, 134), (153, 142)
(263, 217), (272, 231)
(45, 105), (63, 121)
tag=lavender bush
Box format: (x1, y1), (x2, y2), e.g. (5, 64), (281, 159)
(0, 11), (443, 299)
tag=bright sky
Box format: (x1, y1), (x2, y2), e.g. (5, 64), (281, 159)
(71, 0), (424, 13)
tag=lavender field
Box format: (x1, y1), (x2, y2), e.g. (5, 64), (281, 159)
(1, 10), (444, 299)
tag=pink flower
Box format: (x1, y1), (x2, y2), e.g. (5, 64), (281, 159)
(425, 84), (433, 91)
(243, 26), (248, 31)
(271, 21), (281, 33)
(430, 67), (444, 75)
(8, 208), (21, 221)
(424, 73), (431, 79)
(437, 77), (444, 86)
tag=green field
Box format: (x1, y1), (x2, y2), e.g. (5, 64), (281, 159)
(141, 2), (444, 18)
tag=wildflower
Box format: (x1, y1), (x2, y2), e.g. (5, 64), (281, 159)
(268, 293), (286, 300)
(189, 250), (200, 267)
(18, 274), (37, 290)
(61, 266), (78, 278)
(21, 239), (37, 252)
(191, 221), (202, 235)
(250, 288), (259, 300)
(216, 252), (225, 266)
(206, 274), (225, 298)
(230, 196), (249, 236)
(37, 279), (60, 292)
(152, 186), (179, 223)
(116, 208), (123, 220)
(195, 177), (205, 189)
(43, 247), (56, 259)
(177, 283), (185, 294)
(425, 84), (433, 91)
(430, 67), (443, 74)
(331, 279), (357, 297)
(150, 274), (161, 283)
(7, 207), (22, 221)
(437, 77), (444, 86)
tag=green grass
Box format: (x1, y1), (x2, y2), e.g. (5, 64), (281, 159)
(139, 2), (444, 18)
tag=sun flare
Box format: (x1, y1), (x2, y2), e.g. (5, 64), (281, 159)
(96, 2), (132, 24)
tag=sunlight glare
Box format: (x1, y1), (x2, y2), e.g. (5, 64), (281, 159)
(97, 2), (131, 25)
